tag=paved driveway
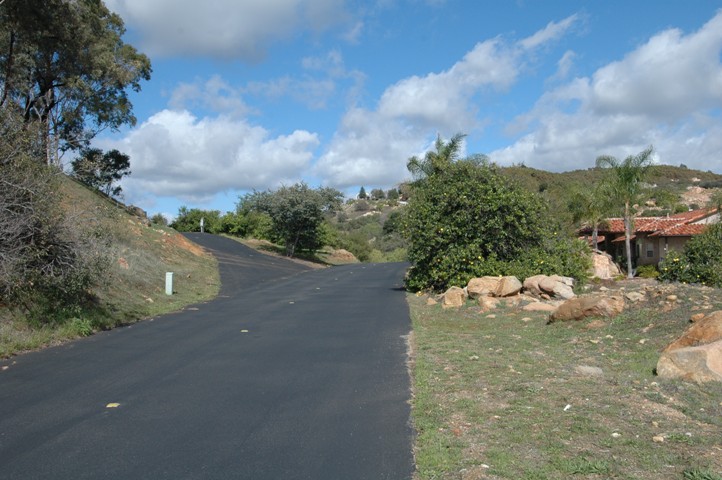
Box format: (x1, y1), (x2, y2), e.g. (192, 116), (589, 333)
(0, 234), (414, 479)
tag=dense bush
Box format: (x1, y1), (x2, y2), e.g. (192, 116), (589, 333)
(636, 264), (659, 279)
(170, 207), (223, 233)
(658, 223), (722, 286)
(403, 160), (590, 291)
(1, 112), (109, 323)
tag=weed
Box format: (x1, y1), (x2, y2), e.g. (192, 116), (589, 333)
(684, 468), (722, 480)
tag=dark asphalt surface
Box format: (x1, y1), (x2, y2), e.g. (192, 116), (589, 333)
(0, 234), (414, 479)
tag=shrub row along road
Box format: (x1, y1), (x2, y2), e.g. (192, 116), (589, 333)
(0, 234), (414, 479)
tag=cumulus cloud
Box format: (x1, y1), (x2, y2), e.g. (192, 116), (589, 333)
(491, 10), (722, 171)
(314, 108), (422, 188)
(101, 110), (319, 204)
(105, 0), (349, 59)
(169, 75), (252, 117)
(247, 50), (365, 109)
(315, 14), (581, 187)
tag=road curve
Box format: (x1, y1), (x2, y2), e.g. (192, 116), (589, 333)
(0, 234), (414, 479)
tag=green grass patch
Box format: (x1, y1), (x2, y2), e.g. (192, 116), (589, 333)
(409, 285), (722, 479)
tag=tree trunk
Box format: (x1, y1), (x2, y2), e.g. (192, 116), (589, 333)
(0, 31), (15, 107)
(624, 203), (633, 278)
(592, 224), (599, 251)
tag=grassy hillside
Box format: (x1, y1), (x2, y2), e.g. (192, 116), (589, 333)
(0, 175), (220, 357)
(502, 164), (722, 199)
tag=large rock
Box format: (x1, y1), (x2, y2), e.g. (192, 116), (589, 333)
(478, 296), (500, 311)
(552, 282), (576, 300)
(467, 276), (501, 299)
(442, 286), (467, 308)
(663, 311), (722, 353)
(522, 302), (558, 313)
(590, 250), (622, 279)
(656, 340), (722, 383)
(548, 294), (625, 323)
(525, 275), (575, 300)
(495, 276), (522, 297)
(522, 275), (547, 296)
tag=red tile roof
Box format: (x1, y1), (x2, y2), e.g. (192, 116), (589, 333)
(581, 207), (718, 239)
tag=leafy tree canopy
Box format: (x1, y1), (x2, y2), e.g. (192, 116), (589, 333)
(71, 147), (130, 197)
(240, 184), (343, 257)
(404, 158), (590, 291)
(0, 0), (152, 163)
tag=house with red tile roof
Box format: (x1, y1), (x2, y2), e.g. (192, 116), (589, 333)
(580, 207), (719, 268)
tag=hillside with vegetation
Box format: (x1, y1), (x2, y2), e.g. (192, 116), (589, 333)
(0, 172), (219, 357)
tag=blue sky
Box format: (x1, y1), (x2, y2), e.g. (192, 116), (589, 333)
(97, 0), (722, 220)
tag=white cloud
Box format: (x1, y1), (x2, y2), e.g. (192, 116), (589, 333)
(377, 39), (520, 132)
(491, 10), (722, 172)
(314, 108), (422, 188)
(169, 75), (252, 117)
(552, 50), (576, 81)
(315, 15), (582, 187)
(519, 15), (580, 51)
(101, 110), (319, 204)
(106, 0), (349, 60)
(248, 50), (366, 109)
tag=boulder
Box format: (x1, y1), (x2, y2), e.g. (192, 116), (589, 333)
(552, 282), (576, 300)
(548, 294), (625, 323)
(590, 250), (622, 279)
(625, 291), (646, 303)
(656, 340), (722, 383)
(539, 275), (562, 293)
(522, 275), (547, 296)
(524, 275), (575, 300)
(478, 296), (500, 311)
(442, 286), (467, 309)
(467, 276), (501, 299)
(522, 302), (557, 313)
(495, 276), (522, 297)
(663, 311), (722, 353)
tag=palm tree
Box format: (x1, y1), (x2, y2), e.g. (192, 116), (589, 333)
(596, 146), (655, 278)
(568, 183), (613, 251)
(407, 133), (466, 179)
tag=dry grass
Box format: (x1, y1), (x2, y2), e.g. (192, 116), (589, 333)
(410, 281), (722, 479)
(0, 177), (220, 357)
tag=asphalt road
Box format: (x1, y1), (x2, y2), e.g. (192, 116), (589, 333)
(0, 234), (414, 479)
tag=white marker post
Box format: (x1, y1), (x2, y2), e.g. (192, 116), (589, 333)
(165, 272), (174, 295)
(200, 217), (205, 233)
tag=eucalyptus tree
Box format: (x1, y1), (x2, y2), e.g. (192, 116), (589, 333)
(0, 0), (151, 164)
(71, 148), (131, 197)
(406, 133), (466, 180)
(596, 147), (655, 278)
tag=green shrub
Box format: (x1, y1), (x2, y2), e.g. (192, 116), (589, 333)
(659, 223), (722, 286)
(403, 160), (591, 291)
(636, 264), (659, 279)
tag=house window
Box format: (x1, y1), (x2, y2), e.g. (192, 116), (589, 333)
(646, 242), (654, 258)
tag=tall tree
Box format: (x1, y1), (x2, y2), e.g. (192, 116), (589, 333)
(0, 0), (151, 165)
(406, 133), (466, 179)
(71, 147), (130, 197)
(596, 146), (655, 278)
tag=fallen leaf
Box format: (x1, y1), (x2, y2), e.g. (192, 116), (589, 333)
(106, 403), (120, 408)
